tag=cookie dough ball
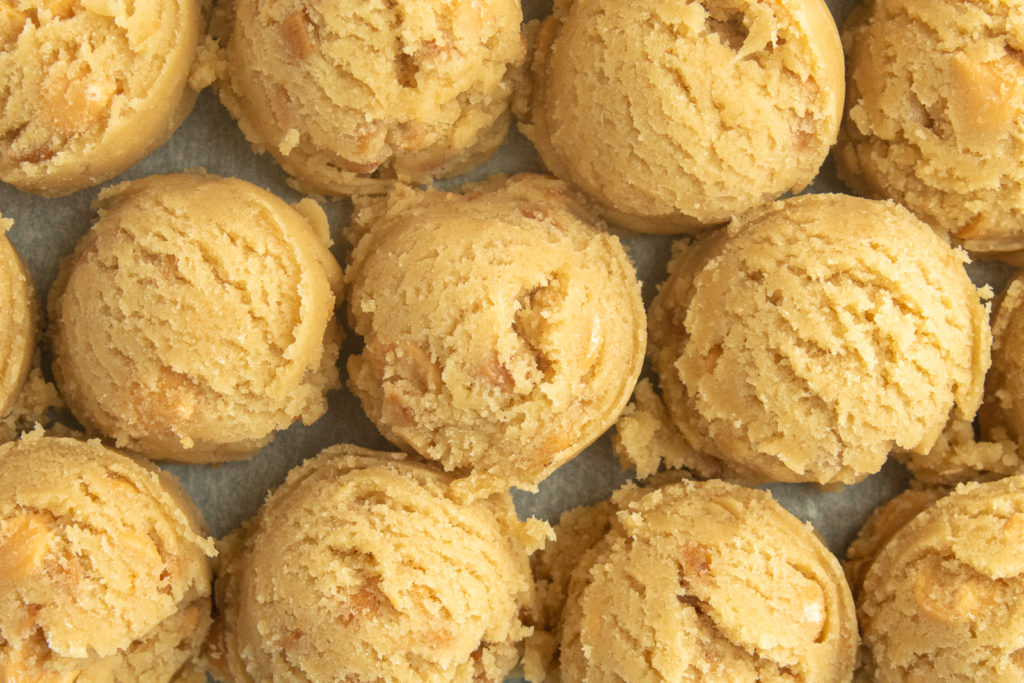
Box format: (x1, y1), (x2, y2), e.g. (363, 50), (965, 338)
(345, 174), (646, 498)
(49, 172), (344, 463)
(981, 273), (1024, 446)
(213, 0), (524, 195)
(518, 0), (844, 233)
(0, 216), (34, 420)
(0, 432), (215, 680)
(532, 479), (857, 682)
(645, 193), (991, 485)
(0, 0), (211, 196)
(208, 445), (545, 683)
(836, 0), (1024, 257)
(856, 476), (1024, 681)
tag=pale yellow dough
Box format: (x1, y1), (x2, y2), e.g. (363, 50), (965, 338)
(213, 0), (524, 195)
(49, 172), (343, 463)
(518, 0), (844, 233)
(0, 432), (215, 682)
(207, 445), (546, 683)
(0, 0), (212, 196)
(0, 215), (34, 419)
(345, 174), (646, 498)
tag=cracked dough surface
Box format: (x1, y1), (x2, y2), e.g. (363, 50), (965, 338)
(518, 0), (844, 233)
(207, 445), (545, 683)
(49, 172), (343, 463)
(644, 193), (991, 485)
(0, 0), (208, 196)
(344, 173), (646, 499)
(0, 432), (215, 681)
(213, 0), (524, 195)
(856, 476), (1024, 682)
(0, 216), (34, 419)
(835, 0), (1024, 258)
(528, 479), (857, 682)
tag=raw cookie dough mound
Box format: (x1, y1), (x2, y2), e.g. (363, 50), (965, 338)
(517, 0), (844, 233)
(835, 0), (1024, 258)
(49, 172), (344, 463)
(0, 0), (210, 196)
(981, 273), (1024, 450)
(856, 476), (1024, 681)
(345, 174), (646, 498)
(0, 432), (215, 681)
(213, 0), (524, 195)
(535, 479), (857, 682)
(208, 445), (544, 683)
(645, 193), (991, 485)
(0, 215), (35, 419)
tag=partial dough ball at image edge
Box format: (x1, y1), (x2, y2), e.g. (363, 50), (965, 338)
(49, 172), (344, 463)
(0, 432), (215, 681)
(213, 0), (525, 195)
(207, 445), (546, 683)
(344, 173), (646, 499)
(519, 0), (845, 233)
(0, 215), (35, 418)
(0, 0), (212, 196)
(645, 193), (991, 485)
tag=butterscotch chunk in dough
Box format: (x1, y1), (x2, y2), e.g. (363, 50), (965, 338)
(0, 432), (215, 681)
(856, 476), (1024, 681)
(49, 172), (343, 463)
(207, 445), (546, 683)
(526, 479), (857, 682)
(213, 0), (524, 195)
(345, 174), (646, 498)
(836, 0), (1024, 258)
(517, 0), (844, 233)
(638, 193), (990, 485)
(0, 0), (211, 196)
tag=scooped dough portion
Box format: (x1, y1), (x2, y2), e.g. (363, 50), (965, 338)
(208, 445), (546, 683)
(835, 0), (1024, 257)
(0, 432), (215, 681)
(527, 479), (857, 682)
(214, 0), (524, 195)
(642, 193), (991, 485)
(518, 0), (844, 233)
(49, 172), (344, 463)
(345, 174), (646, 498)
(0, 0), (210, 196)
(856, 476), (1024, 681)
(0, 216), (34, 419)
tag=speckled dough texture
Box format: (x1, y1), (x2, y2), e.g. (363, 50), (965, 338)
(0, 216), (34, 420)
(49, 172), (344, 463)
(0, 432), (215, 681)
(345, 174), (646, 499)
(0, 0), (212, 196)
(526, 479), (857, 682)
(213, 0), (524, 195)
(636, 193), (991, 485)
(207, 445), (547, 683)
(518, 0), (844, 233)
(854, 476), (1024, 681)
(835, 0), (1024, 257)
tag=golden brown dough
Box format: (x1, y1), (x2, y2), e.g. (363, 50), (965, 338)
(0, 0), (212, 196)
(518, 0), (844, 233)
(49, 172), (343, 463)
(207, 444), (547, 683)
(213, 0), (524, 195)
(836, 0), (1024, 258)
(0, 431), (215, 681)
(345, 174), (646, 498)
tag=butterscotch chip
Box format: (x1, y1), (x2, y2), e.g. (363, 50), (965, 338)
(526, 479), (857, 682)
(208, 445), (547, 683)
(517, 0), (844, 233)
(0, 0), (211, 196)
(0, 432), (215, 681)
(856, 476), (1024, 681)
(212, 0), (525, 195)
(835, 0), (1024, 257)
(636, 193), (990, 485)
(344, 174), (646, 498)
(49, 172), (343, 463)
(0, 216), (34, 420)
